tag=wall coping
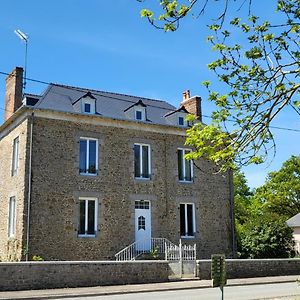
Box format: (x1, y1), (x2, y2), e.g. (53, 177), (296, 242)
(0, 260), (168, 266)
(197, 258), (300, 262)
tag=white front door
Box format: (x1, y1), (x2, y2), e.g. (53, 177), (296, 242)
(135, 200), (151, 250)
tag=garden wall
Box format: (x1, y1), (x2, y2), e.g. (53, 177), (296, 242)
(197, 258), (300, 279)
(0, 260), (169, 291)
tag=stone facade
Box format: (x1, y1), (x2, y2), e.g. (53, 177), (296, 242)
(0, 115), (30, 262)
(0, 109), (234, 261)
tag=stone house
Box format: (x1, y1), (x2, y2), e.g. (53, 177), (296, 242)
(0, 67), (235, 261)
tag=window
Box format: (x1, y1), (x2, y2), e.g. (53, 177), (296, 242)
(78, 198), (98, 237)
(178, 148), (193, 182)
(82, 99), (95, 114)
(178, 116), (185, 126)
(135, 110), (143, 120)
(8, 196), (16, 238)
(138, 216), (146, 230)
(134, 107), (146, 121)
(79, 138), (98, 175)
(135, 200), (150, 209)
(180, 203), (195, 238)
(134, 143), (151, 179)
(84, 103), (91, 113)
(12, 136), (19, 176)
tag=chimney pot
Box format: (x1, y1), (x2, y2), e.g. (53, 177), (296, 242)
(183, 90), (190, 101)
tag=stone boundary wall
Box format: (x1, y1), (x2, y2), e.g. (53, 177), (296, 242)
(197, 258), (300, 279)
(0, 261), (169, 291)
(2, 259), (300, 291)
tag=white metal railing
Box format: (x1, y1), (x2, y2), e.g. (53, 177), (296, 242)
(115, 238), (176, 261)
(166, 240), (196, 261)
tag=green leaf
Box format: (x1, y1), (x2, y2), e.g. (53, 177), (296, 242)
(140, 9), (153, 19)
(202, 80), (211, 88)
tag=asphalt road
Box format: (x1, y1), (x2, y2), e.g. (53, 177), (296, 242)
(60, 282), (300, 300)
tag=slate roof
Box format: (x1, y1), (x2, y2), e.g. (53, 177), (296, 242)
(287, 213), (300, 227)
(31, 84), (181, 126)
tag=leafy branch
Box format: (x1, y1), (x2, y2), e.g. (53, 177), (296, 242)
(139, 0), (300, 171)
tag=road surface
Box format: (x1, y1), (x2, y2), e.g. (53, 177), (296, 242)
(60, 282), (300, 300)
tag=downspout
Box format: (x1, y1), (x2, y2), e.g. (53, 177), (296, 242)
(25, 112), (34, 261)
(228, 169), (236, 257)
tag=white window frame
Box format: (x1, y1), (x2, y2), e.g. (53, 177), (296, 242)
(79, 137), (99, 176)
(8, 196), (16, 238)
(134, 143), (151, 180)
(78, 197), (98, 238)
(134, 107), (145, 121)
(82, 98), (95, 114)
(180, 203), (196, 239)
(12, 136), (19, 176)
(178, 148), (193, 182)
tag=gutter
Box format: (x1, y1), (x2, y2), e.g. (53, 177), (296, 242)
(25, 112), (34, 261)
(228, 169), (236, 257)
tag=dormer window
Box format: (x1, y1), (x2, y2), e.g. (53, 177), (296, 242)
(164, 106), (189, 127)
(82, 97), (95, 114)
(178, 116), (184, 126)
(73, 91), (96, 115)
(124, 100), (147, 122)
(135, 109), (144, 121)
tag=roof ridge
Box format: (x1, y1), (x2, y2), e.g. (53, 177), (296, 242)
(24, 93), (41, 98)
(50, 83), (169, 105)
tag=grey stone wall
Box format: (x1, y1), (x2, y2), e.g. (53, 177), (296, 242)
(25, 116), (233, 261)
(198, 258), (300, 279)
(0, 118), (29, 261)
(0, 261), (169, 291)
(0, 111), (234, 261)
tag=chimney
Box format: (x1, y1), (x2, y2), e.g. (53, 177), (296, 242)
(180, 90), (202, 122)
(4, 67), (23, 121)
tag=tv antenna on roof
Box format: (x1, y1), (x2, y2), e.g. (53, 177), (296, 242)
(14, 29), (29, 90)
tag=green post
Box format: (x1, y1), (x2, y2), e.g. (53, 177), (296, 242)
(211, 254), (226, 299)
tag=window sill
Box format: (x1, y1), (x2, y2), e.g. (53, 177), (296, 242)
(178, 180), (193, 184)
(134, 177), (151, 181)
(78, 234), (96, 238)
(180, 235), (196, 239)
(79, 173), (98, 177)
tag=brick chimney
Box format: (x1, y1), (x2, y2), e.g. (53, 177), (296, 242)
(4, 67), (23, 121)
(180, 90), (202, 122)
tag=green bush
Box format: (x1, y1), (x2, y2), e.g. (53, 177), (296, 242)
(238, 214), (295, 258)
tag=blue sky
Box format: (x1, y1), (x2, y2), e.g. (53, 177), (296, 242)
(0, 1), (299, 188)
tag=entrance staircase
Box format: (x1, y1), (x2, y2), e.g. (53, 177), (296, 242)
(115, 238), (176, 261)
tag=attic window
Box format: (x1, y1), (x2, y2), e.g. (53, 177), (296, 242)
(84, 103), (91, 113)
(178, 116), (184, 126)
(82, 98), (95, 114)
(134, 107), (145, 121)
(135, 110), (143, 120)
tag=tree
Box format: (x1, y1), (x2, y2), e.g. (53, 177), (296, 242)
(253, 155), (300, 219)
(233, 169), (253, 225)
(139, 0), (300, 171)
(234, 156), (300, 257)
(239, 214), (295, 258)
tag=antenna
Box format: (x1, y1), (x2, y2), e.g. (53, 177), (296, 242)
(14, 29), (29, 90)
